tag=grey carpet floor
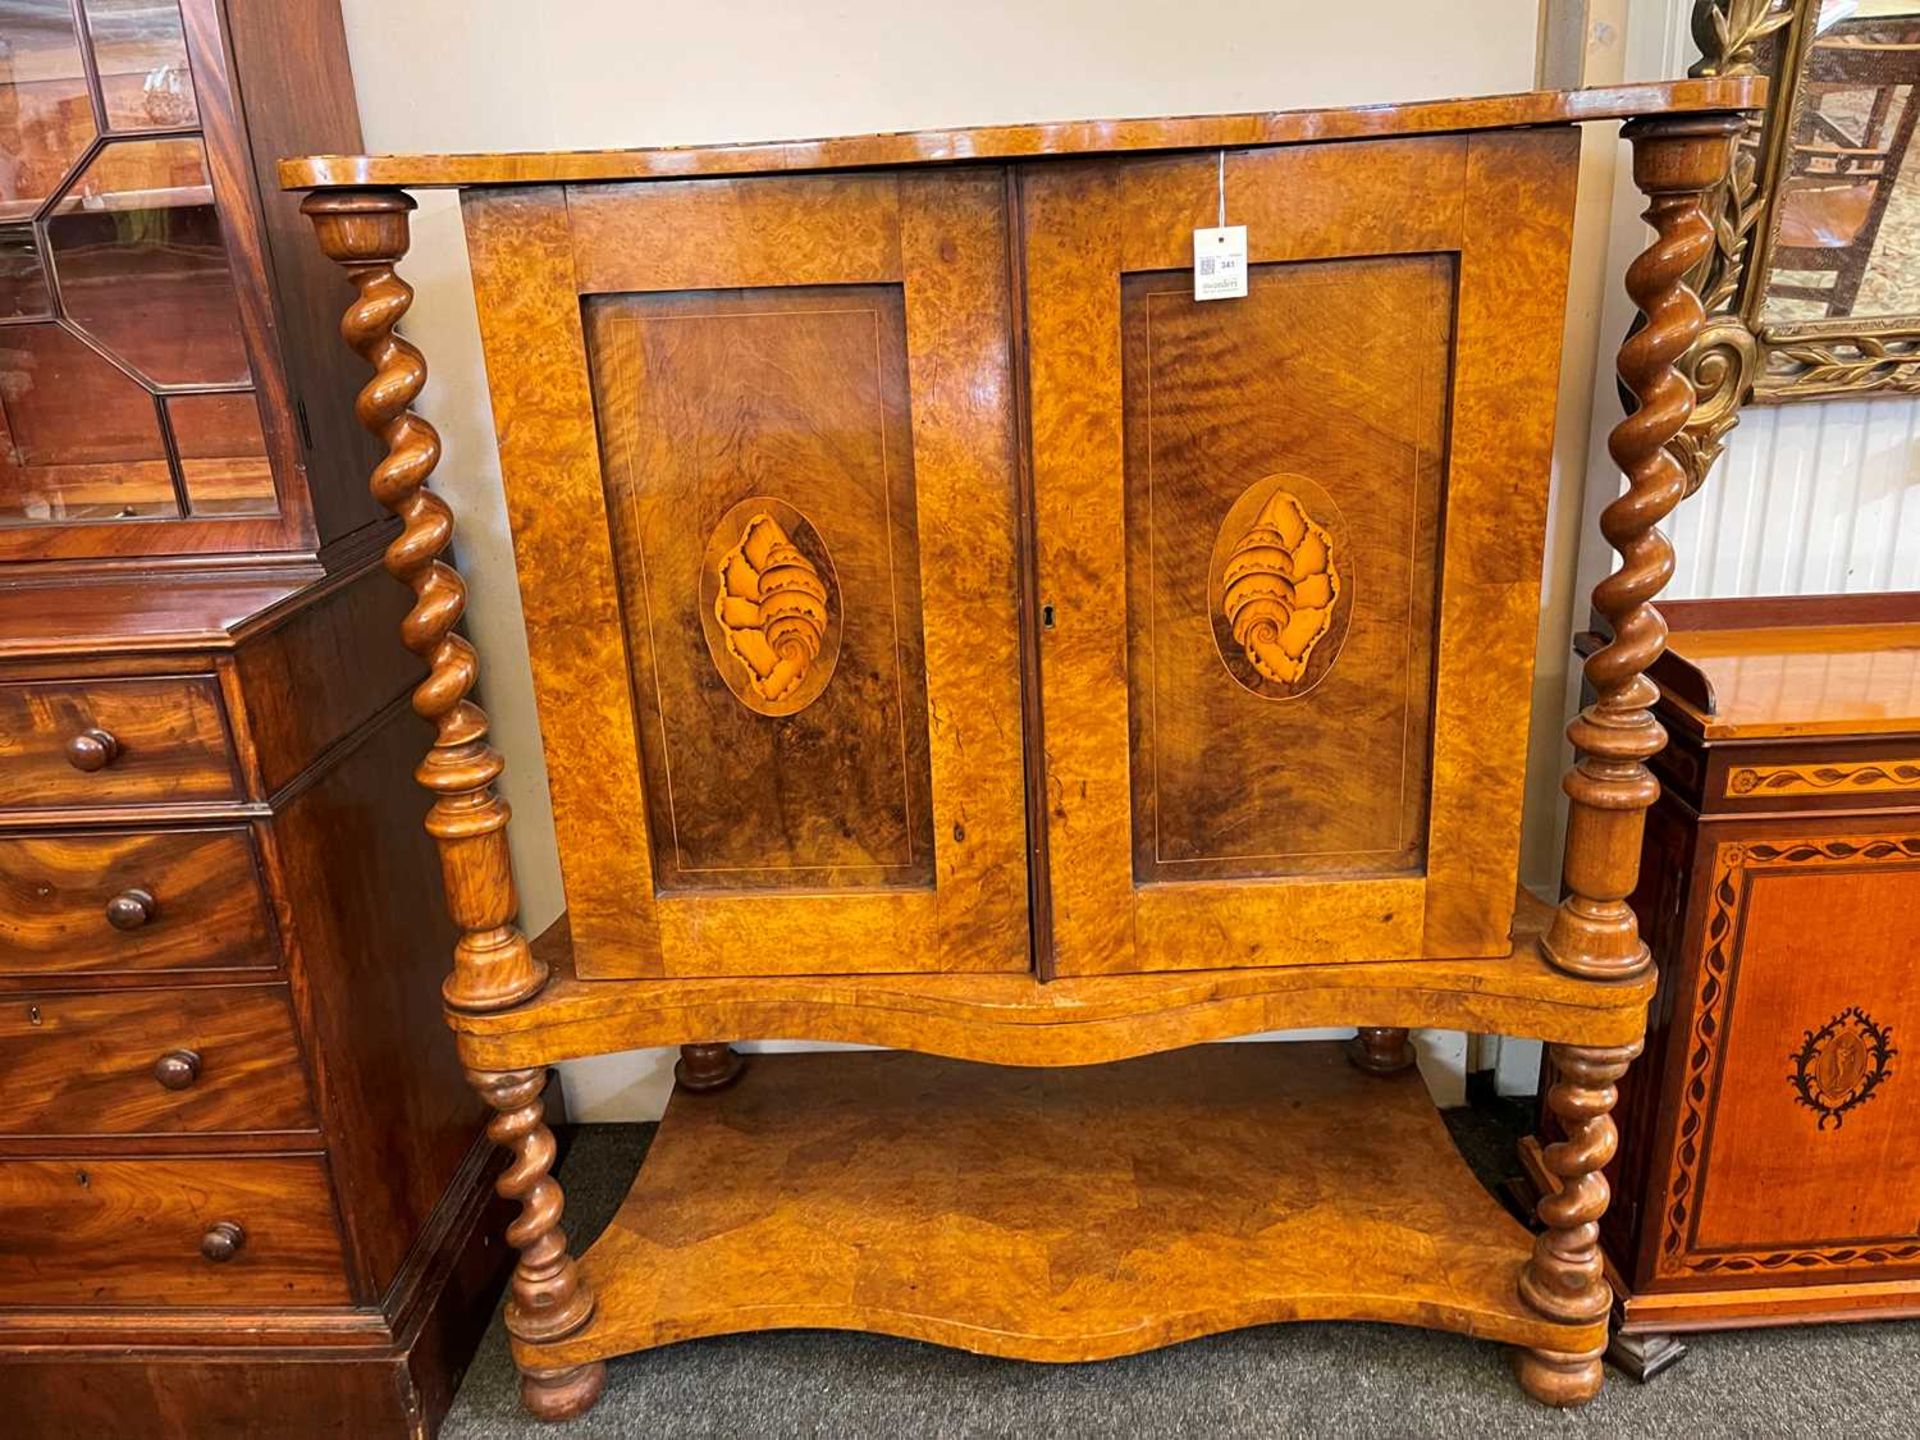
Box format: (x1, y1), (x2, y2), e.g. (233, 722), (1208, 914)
(443, 1123), (1918, 1439)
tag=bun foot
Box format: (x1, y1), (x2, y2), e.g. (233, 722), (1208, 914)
(1345, 1026), (1416, 1075)
(521, 1360), (607, 1421)
(1514, 1342), (1605, 1407)
(676, 1043), (746, 1093)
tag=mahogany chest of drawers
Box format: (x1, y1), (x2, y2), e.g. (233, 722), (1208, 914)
(0, 562), (509, 1436)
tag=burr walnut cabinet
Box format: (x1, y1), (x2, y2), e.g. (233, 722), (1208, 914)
(1527, 594), (1920, 1382)
(0, 3), (507, 1436)
(282, 74), (1762, 1418)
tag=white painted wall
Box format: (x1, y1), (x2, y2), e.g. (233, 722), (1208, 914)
(335, 1), (1797, 1118)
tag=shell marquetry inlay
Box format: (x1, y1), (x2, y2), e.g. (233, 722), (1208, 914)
(1212, 475), (1346, 698)
(700, 497), (840, 717)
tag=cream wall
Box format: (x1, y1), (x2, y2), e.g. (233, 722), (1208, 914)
(335, 0), (1595, 1118)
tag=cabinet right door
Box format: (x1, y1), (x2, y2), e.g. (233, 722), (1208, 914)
(1022, 129), (1578, 976)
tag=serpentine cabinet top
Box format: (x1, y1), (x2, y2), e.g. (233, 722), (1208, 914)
(279, 77), (1764, 190)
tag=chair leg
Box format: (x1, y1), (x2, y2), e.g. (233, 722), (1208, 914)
(468, 1066), (605, 1421)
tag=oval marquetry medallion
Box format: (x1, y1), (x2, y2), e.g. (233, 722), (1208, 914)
(1789, 1005), (1897, 1131)
(700, 496), (842, 717)
(1208, 472), (1350, 699)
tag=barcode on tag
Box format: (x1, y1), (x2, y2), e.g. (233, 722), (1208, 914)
(1193, 225), (1248, 301)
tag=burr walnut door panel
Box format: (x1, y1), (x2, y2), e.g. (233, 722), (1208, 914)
(1024, 130), (1579, 975)
(1643, 823), (1920, 1287)
(462, 172), (1030, 979)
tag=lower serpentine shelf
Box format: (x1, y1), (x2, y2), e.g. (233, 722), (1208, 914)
(513, 1041), (1597, 1371)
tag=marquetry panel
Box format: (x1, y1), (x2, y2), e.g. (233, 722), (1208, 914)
(1653, 832), (1920, 1283)
(586, 285), (934, 893)
(1025, 129), (1579, 975)
(1121, 257), (1448, 883)
(462, 171), (1030, 978)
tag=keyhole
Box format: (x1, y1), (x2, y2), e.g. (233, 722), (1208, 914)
(28, 1006), (41, 1026)
(1041, 602), (1056, 630)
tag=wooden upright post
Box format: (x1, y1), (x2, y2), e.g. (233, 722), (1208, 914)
(300, 188), (546, 1014)
(1518, 112), (1741, 1410)
(303, 188), (603, 1421)
(1541, 114), (1743, 985)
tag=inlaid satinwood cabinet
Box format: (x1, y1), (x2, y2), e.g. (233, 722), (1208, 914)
(1532, 595), (1920, 1381)
(284, 77), (1762, 1418)
(0, 4), (507, 1436)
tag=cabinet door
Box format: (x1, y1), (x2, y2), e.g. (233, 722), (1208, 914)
(1023, 131), (1578, 975)
(1644, 822), (1920, 1287)
(462, 171), (1030, 979)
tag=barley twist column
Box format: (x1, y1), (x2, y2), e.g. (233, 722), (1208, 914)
(303, 189), (596, 1421)
(301, 188), (546, 1014)
(469, 1067), (605, 1419)
(1514, 1040), (1641, 1405)
(1542, 115), (1742, 984)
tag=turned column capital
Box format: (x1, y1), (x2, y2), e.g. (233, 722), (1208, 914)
(300, 186), (418, 264)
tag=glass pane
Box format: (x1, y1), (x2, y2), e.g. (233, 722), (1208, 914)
(169, 389), (272, 515)
(0, 1), (100, 221)
(83, 0), (196, 130)
(45, 134), (251, 385)
(0, 223), (49, 317)
(0, 321), (176, 523)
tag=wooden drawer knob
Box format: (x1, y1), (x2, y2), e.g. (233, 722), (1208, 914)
(153, 1049), (202, 1091)
(64, 728), (120, 772)
(105, 888), (156, 931)
(200, 1221), (245, 1263)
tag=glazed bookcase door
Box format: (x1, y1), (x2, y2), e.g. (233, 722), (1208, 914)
(1024, 131), (1580, 974)
(0, 0), (311, 561)
(461, 170), (1030, 979)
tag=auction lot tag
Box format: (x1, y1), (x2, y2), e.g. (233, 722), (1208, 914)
(1193, 225), (1248, 301)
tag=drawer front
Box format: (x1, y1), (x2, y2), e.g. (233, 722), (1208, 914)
(0, 676), (241, 811)
(0, 1155), (349, 1306)
(0, 828), (278, 976)
(0, 985), (312, 1135)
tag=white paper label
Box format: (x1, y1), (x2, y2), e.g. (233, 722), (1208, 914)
(1193, 225), (1248, 301)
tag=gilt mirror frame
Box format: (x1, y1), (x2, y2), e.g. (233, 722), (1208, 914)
(1684, 0), (1920, 472)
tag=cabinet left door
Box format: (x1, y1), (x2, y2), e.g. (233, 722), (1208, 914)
(463, 169), (1032, 980)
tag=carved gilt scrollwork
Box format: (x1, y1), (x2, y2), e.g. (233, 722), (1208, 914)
(1671, 0), (1795, 493)
(1210, 474), (1347, 699)
(700, 496), (840, 717)
(1674, 316), (1759, 496)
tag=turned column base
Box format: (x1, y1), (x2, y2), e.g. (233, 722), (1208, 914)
(1514, 1341), (1606, 1407)
(675, 1042), (746, 1093)
(521, 1360), (607, 1422)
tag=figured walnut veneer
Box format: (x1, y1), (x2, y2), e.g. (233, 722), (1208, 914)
(513, 1045), (1602, 1370)
(452, 899), (1652, 1073)
(279, 79), (1764, 190)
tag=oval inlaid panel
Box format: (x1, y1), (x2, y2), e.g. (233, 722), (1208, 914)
(699, 495), (843, 717)
(1208, 472), (1351, 700)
